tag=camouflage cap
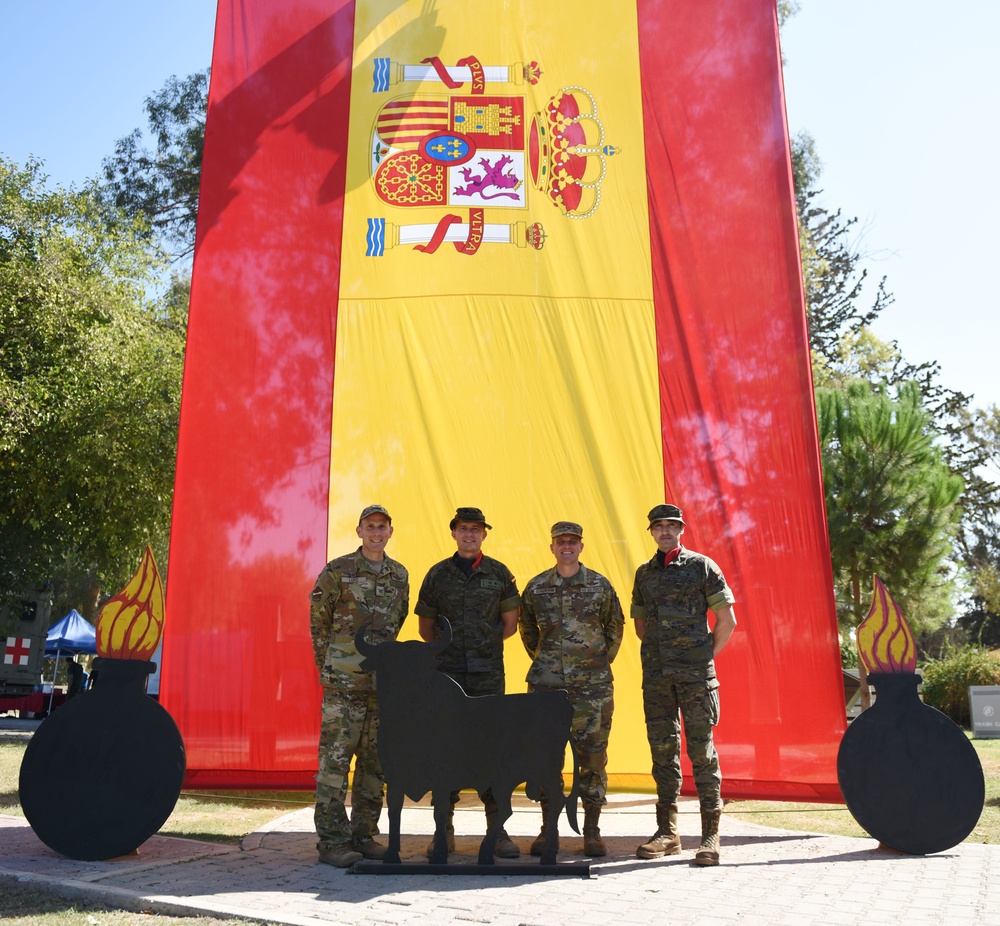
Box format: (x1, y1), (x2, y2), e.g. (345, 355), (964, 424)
(450, 507), (493, 530)
(359, 504), (392, 524)
(550, 520), (584, 538)
(647, 504), (686, 526)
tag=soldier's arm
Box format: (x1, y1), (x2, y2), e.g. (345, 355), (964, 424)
(602, 586), (625, 663)
(500, 607), (519, 640)
(710, 604), (737, 656)
(517, 593), (540, 656)
(309, 566), (341, 673)
(631, 566), (647, 641)
(415, 569), (438, 641)
(499, 571), (520, 640)
(395, 569), (410, 637)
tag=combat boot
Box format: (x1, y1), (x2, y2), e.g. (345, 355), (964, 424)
(582, 803), (606, 857)
(694, 808), (721, 866)
(486, 808), (521, 858)
(529, 799), (549, 856)
(353, 837), (388, 860)
(425, 807), (456, 858)
(636, 801), (682, 859)
(318, 843), (363, 867)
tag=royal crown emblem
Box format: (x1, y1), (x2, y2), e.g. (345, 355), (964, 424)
(366, 55), (618, 257)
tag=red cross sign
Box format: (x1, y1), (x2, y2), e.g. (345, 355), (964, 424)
(3, 637), (32, 666)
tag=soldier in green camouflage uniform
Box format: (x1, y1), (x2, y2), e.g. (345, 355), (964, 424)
(632, 504), (737, 867)
(310, 504), (409, 867)
(519, 520), (623, 857)
(416, 506), (521, 858)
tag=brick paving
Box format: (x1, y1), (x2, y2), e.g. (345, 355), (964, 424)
(3, 793), (1000, 926)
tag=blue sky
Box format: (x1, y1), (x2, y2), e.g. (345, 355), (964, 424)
(1, 2), (216, 185)
(3, 1), (996, 411)
(781, 1), (999, 413)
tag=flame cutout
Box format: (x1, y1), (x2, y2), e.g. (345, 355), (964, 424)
(96, 547), (165, 660)
(856, 575), (917, 674)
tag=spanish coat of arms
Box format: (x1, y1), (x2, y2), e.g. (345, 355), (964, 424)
(365, 55), (618, 257)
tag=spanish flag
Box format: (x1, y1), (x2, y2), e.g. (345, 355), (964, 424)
(164, 0), (845, 800)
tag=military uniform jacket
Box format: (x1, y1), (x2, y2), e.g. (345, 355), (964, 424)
(310, 548), (409, 690)
(415, 554), (520, 675)
(631, 547), (735, 682)
(519, 563), (624, 689)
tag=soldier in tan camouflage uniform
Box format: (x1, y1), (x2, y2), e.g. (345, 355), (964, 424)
(519, 520), (624, 857)
(416, 506), (521, 858)
(632, 504), (737, 866)
(310, 504), (409, 867)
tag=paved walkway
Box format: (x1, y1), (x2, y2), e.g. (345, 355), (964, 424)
(4, 791), (1000, 926)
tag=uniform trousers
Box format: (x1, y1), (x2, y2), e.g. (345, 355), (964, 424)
(529, 683), (613, 807)
(314, 688), (384, 850)
(641, 673), (722, 811)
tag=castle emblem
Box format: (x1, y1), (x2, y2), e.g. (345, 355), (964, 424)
(365, 55), (618, 257)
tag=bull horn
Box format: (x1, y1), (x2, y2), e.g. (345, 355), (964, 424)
(355, 622), (377, 656)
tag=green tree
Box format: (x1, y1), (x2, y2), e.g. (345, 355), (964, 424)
(789, 132), (999, 657)
(100, 70), (209, 260)
(817, 380), (963, 633)
(954, 404), (1000, 644)
(790, 131), (892, 364)
(0, 156), (186, 617)
(778, 1), (799, 26)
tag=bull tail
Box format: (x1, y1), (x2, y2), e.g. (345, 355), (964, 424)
(564, 738), (581, 834)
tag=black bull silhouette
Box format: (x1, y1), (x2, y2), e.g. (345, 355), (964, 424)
(355, 621), (580, 865)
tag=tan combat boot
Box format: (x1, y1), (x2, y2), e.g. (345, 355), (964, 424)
(318, 843), (362, 867)
(487, 809), (521, 858)
(425, 807), (456, 858)
(636, 801), (682, 859)
(529, 799), (549, 856)
(353, 837), (388, 860)
(583, 803), (606, 857)
(694, 807), (721, 866)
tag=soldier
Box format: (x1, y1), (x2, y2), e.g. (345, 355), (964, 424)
(416, 506), (521, 858)
(632, 504), (737, 866)
(310, 504), (409, 867)
(519, 520), (624, 856)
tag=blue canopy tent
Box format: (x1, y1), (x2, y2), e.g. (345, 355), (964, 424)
(45, 610), (97, 712)
(46, 610), (97, 656)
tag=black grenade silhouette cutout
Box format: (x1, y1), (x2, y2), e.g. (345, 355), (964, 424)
(19, 548), (185, 860)
(837, 576), (983, 855)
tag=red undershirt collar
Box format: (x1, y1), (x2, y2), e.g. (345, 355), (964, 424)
(656, 545), (683, 567)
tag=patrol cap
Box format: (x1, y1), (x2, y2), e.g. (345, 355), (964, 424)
(550, 520), (584, 538)
(647, 504), (686, 526)
(359, 504), (392, 524)
(450, 506), (492, 530)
